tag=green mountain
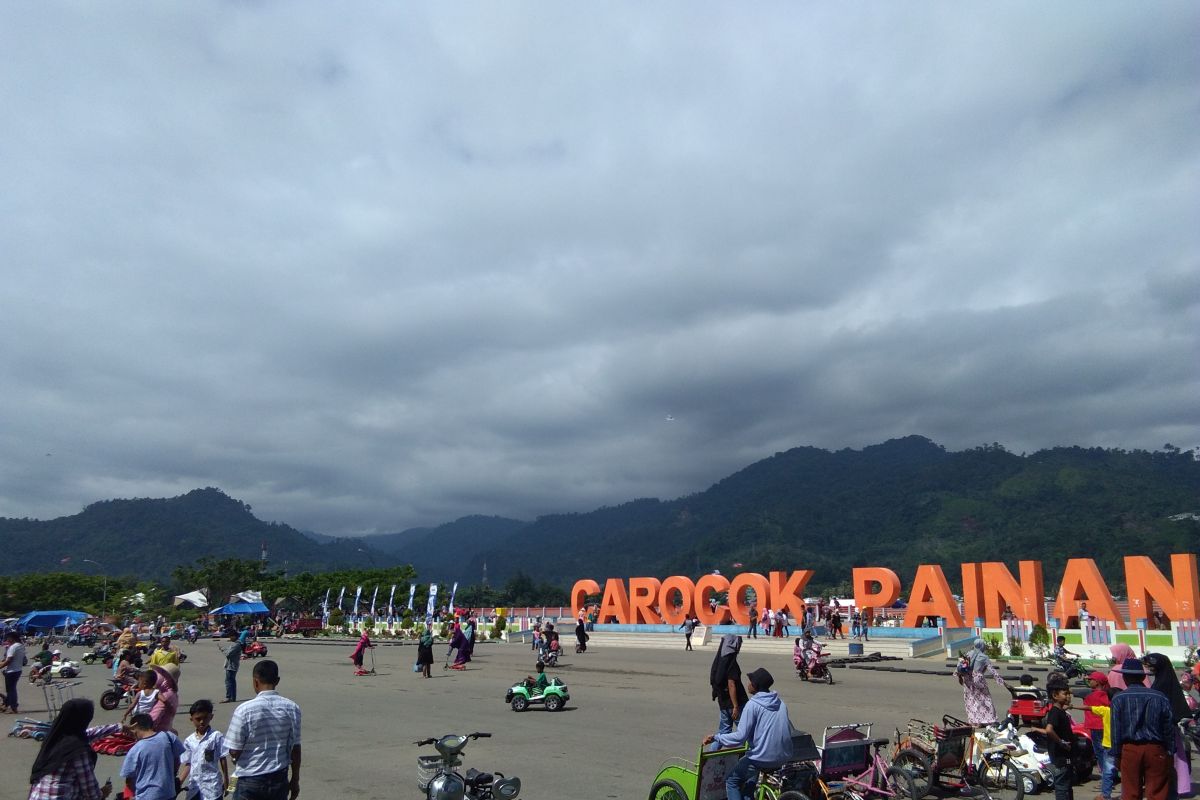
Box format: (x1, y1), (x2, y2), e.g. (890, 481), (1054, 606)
(0, 439), (1195, 590)
(0, 487), (391, 581)
(364, 516), (529, 583)
(465, 437), (1200, 590)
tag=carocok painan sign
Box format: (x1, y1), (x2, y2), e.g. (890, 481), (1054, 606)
(570, 553), (1200, 629)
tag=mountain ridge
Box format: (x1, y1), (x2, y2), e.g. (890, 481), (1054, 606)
(1, 438), (1196, 589)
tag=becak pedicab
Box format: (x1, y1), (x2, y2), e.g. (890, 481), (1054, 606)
(647, 731), (820, 800)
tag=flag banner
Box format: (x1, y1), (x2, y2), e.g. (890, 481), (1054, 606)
(449, 581), (459, 612)
(369, 586), (379, 617)
(336, 586), (346, 612)
(407, 584), (416, 611)
(426, 583), (438, 618)
(322, 589), (331, 619)
(388, 584), (397, 618)
(353, 585), (362, 617)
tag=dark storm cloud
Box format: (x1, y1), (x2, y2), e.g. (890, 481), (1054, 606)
(0, 3), (1196, 534)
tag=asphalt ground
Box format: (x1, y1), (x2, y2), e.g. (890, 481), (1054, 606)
(0, 638), (1082, 800)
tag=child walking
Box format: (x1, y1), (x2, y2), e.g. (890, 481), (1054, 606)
(178, 699), (229, 800)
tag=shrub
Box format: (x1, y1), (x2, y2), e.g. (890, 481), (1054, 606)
(493, 614), (507, 633)
(984, 635), (1003, 660)
(1029, 624), (1050, 657)
(1008, 637), (1025, 658)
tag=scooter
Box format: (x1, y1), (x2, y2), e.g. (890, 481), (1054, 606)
(414, 731), (521, 800)
(538, 640), (561, 667)
(795, 641), (834, 684)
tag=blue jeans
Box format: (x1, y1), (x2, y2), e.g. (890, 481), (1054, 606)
(727, 755), (773, 800)
(718, 707), (735, 735)
(3, 671), (19, 711)
(234, 768), (289, 800)
(1091, 730), (1114, 799)
(225, 670), (237, 701)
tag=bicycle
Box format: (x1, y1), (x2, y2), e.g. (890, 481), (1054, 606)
(807, 724), (913, 800)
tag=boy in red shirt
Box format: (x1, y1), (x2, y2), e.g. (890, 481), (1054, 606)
(1082, 671), (1114, 800)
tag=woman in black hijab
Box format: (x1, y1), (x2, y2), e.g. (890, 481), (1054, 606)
(28, 698), (111, 798)
(1143, 653), (1191, 800)
(709, 634), (747, 738)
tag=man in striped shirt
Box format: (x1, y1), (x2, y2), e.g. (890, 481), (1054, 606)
(225, 660), (301, 800)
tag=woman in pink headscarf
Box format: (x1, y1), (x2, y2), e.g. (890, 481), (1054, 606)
(150, 663), (180, 733)
(1106, 643), (1136, 691)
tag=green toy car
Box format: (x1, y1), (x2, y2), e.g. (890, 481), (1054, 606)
(505, 677), (569, 712)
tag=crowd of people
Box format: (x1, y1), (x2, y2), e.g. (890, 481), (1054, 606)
(24, 657), (301, 800)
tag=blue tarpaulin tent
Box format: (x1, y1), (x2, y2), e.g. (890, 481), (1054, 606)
(17, 609), (92, 630)
(210, 602), (269, 615)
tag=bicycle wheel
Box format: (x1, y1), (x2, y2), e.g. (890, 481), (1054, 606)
(648, 778), (688, 800)
(880, 766), (917, 800)
(891, 749), (933, 799)
(975, 757), (1024, 800)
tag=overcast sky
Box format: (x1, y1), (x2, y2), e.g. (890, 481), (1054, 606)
(2, 3), (1197, 535)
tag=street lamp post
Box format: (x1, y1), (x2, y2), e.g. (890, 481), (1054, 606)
(82, 559), (107, 620)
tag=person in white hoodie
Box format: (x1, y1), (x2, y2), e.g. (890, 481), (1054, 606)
(704, 667), (795, 800)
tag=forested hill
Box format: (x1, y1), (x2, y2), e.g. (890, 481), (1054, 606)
(466, 437), (1200, 590)
(0, 488), (385, 580)
(0, 439), (1196, 589)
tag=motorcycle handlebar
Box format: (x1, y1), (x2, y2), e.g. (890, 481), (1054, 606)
(413, 732), (492, 746)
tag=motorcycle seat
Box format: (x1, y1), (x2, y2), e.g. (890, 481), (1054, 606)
(465, 769), (493, 787)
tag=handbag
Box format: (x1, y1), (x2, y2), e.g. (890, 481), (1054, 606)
(413, 661), (421, 673)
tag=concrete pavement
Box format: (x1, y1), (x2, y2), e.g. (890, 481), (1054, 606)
(0, 636), (1038, 800)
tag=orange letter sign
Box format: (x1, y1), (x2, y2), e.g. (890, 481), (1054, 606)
(597, 578), (631, 624)
(853, 567), (901, 615)
(1125, 554), (1200, 625)
(658, 576), (697, 625)
(769, 570), (813, 620)
(976, 561), (1046, 627)
(628, 577), (662, 625)
(1053, 559), (1123, 627)
(728, 573), (772, 625)
(694, 574), (731, 625)
(570, 579), (601, 620)
(902, 565), (965, 628)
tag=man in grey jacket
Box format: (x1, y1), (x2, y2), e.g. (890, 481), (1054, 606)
(704, 667), (795, 800)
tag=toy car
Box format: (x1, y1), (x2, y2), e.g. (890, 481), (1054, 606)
(241, 641), (268, 659)
(505, 677), (569, 712)
(29, 659), (82, 682)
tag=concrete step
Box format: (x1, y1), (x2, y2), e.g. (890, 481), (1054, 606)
(584, 631), (915, 658)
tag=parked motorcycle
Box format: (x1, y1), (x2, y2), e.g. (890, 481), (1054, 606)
(414, 731), (520, 800)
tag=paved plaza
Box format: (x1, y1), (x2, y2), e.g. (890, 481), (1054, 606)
(0, 637), (1031, 800)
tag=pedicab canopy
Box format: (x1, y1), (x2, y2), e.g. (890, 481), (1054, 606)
(17, 610), (92, 630)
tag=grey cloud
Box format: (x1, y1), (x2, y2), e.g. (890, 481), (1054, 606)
(0, 3), (1196, 534)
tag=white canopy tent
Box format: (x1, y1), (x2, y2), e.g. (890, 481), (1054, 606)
(172, 590), (209, 608)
